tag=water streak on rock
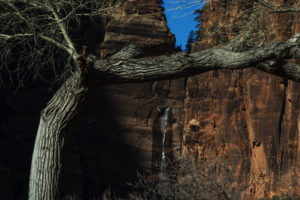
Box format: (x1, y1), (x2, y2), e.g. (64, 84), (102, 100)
(160, 107), (170, 172)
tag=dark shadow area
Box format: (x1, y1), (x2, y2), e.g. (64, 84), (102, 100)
(71, 16), (106, 56)
(0, 82), (144, 200)
(60, 84), (142, 199)
(0, 83), (56, 200)
(0, 15), (107, 200)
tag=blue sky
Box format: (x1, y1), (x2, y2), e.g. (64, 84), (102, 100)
(163, 0), (205, 48)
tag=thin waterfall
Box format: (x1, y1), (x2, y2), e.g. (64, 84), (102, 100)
(160, 107), (170, 172)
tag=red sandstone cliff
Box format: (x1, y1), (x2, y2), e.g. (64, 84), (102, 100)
(100, 0), (175, 57)
(95, 0), (300, 199)
(95, 0), (300, 198)
(60, 0), (183, 198)
(186, 0), (300, 199)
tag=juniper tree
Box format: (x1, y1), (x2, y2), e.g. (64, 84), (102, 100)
(185, 30), (196, 53)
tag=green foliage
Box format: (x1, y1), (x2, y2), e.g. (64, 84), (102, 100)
(185, 30), (196, 53)
(174, 45), (183, 52)
(194, 9), (203, 40)
(194, 9), (202, 27)
(157, 0), (164, 6)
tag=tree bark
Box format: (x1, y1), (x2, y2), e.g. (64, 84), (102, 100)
(28, 69), (91, 200)
(95, 35), (300, 83)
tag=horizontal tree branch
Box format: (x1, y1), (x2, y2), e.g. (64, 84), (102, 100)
(0, 33), (73, 55)
(0, 33), (33, 39)
(167, 0), (205, 11)
(94, 34), (300, 83)
(257, 0), (300, 13)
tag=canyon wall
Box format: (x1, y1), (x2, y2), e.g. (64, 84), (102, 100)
(75, 0), (300, 198)
(186, 0), (300, 199)
(60, 0), (182, 198)
(1, 0), (300, 199)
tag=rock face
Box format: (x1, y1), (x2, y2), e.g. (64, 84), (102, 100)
(59, 0), (180, 198)
(185, 0), (300, 199)
(99, 0), (175, 57)
(1, 0), (300, 199)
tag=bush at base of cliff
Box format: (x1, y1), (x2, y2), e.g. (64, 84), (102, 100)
(100, 156), (300, 200)
(126, 156), (245, 200)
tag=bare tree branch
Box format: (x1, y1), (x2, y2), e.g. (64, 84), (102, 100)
(0, 33), (33, 39)
(94, 36), (300, 83)
(38, 34), (73, 55)
(167, 0), (205, 11)
(0, 0), (122, 89)
(257, 0), (300, 13)
(44, 0), (78, 57)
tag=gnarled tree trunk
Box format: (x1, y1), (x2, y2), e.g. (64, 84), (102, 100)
(29, 68), (91, 200)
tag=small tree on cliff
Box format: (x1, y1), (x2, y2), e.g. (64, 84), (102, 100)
(185, 30), (196, 53)
(157, 0), (164, 6)
(194, 8), (202, 40)
(1, 0), (300, 200)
